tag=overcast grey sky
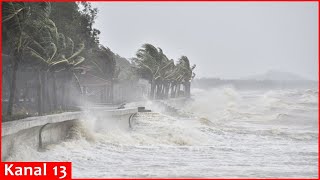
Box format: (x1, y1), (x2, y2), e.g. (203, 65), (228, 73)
(92, 2), (318, 80)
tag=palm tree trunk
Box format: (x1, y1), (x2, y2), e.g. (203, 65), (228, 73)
(52, 73), (58, 110)
(37, 70), (43, 116)
(174, 84), (178, 98)
(150, 80), (155, 100)
(155, 83), (159, 99)
(62, 72), (70, 110)
(185, 81), (191, 98)
(110, 80), (114, 104)
(103, 85), (107, 103)
(177, 84), (181, 97)
(165, 83), (169, 99)
(158, 83), (162, 99)
(161, 83), (166, 99)
(106, 85), (109, 103)
(170, 84), (175, 98)
(23, 82), (29, 102)
(61, 78), (66, 110)
(64, 72), (72, 110)
(175, 84), (179, 98)
(7, 60), (18, 116)
(45, 73), (52, 113)
(160, 83), (163, 99)
(42, 72), (49, 113)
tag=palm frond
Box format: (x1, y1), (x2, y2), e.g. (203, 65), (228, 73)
(65, 37), (74, 56)
(67, 43), (84, 60)
(49, 59), (69, 72)
(73, 72), (83, 94)
(73, 56), (85, 67)
(90, 59), (104, 74)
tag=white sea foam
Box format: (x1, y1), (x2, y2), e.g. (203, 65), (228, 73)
(6, 87), (318, 178)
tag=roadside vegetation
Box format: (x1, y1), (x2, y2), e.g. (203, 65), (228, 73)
(2, 2), (196, 121)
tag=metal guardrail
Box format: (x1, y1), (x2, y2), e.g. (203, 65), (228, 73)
(128, 113), (137, 129)
(38, 123), (51, 150)
(2, 108), (138, 137)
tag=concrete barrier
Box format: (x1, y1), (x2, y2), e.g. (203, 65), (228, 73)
(2, 112), (81, 137)
(87, 107), (138, 132)
(1, 107), (137, 161)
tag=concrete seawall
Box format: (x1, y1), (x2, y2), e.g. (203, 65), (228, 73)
(1, 107), (137, 161)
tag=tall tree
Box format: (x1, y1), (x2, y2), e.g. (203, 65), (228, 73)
(27, 31), (86, 113)
(2, 2), (52, 115)
(88, 46), (120, 103)
(133, 43), (180, 99)
(177, 56), (196, 98)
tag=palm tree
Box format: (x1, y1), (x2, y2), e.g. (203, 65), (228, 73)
(133, 43), (172, 99)
(25, 15), (60, 114)
(163, 60), (179, 98)
(87, 45), (119, 104)
(177, 56), (196, 98)
(170, 64), (184, 98)
(27, 30), (85, 113)
(2, 2), (52, 115)
(4, 2), (85, 115)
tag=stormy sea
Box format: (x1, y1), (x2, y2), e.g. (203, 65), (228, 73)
(7, 87), (318, 178)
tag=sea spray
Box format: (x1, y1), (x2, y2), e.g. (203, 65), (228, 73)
(5, 87), (318, 178)
(67, 120), (96, 142)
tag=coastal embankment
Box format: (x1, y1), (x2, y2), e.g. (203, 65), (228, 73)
(2, 107), (138, 160)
